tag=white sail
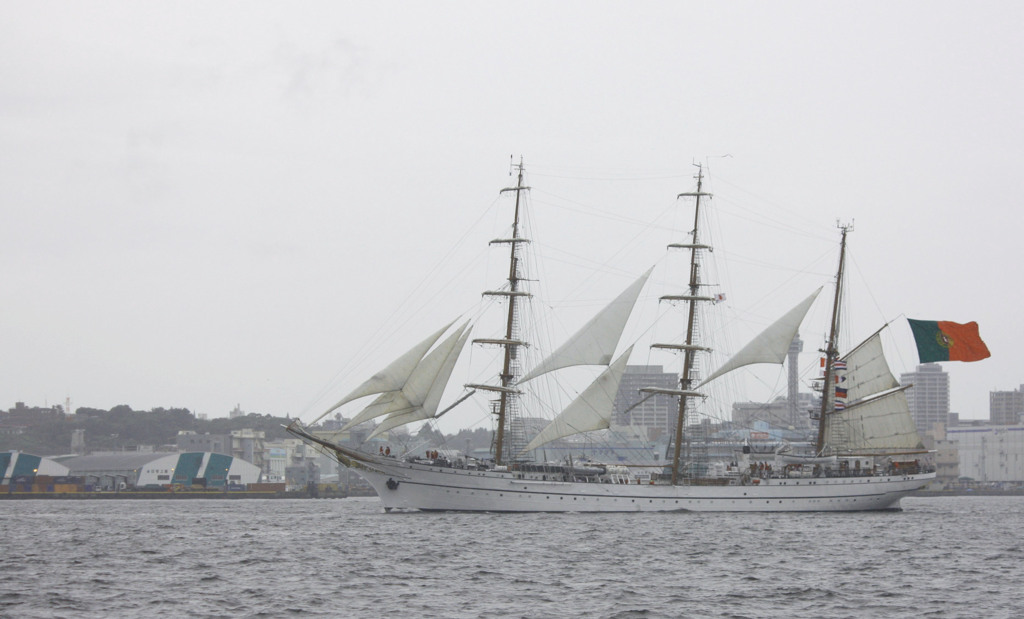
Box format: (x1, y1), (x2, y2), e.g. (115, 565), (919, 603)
(840, 330), (899, 405)
(365, 408), (427, 439)
(341, 322), (468, 431)
(825, 327), (920, 453)
(826, 388), (922, 452)
(520, 346), (634, 454)
(325, 320), (455, 417)
(365, 324), (472, 439)
(698, 288), (821, 387)
(341, 391), (414, 431)
(421, 326), (474, 417)
(518, 268), (652, 384)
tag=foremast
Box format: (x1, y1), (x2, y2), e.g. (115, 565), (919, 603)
(815, 223), (852, 455)
(466, 160), (531, 465)
(645, 165), (713, 485)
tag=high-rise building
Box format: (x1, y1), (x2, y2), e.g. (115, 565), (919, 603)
(990, 386), (1024, 425)
(900, 363), (950, 436)
(613, 365), (677, 440)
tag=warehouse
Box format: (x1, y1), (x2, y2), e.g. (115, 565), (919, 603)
(947, 425), (1024, 484)
(58, 452), (262, 489)
(1, 450), (71, 483)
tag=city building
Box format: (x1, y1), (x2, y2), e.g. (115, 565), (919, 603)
(990, 386), (1024, 425)
(175, 429), (266, 470)
(926, 425), (961, 489)
(613, 365), (677, 440)
(901, 363), (950, 437)
(946, 424), (1024, 484)
(177, 431), (231, 454)
(230, 429), (266, 470)
(264, 437), (327, 483)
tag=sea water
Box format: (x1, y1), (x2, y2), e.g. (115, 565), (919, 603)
(1, 496), (1021, 618)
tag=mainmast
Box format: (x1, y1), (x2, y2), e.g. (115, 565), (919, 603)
(815, 223), (852, 455)
(466, 159), (531, 465)
(645, 165), (713, 485)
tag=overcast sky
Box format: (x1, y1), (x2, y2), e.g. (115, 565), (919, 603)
(2, 2), (1021, 430)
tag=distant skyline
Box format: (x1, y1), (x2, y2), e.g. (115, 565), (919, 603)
(4, 354), (1016, 428)
(2, 2), (1021, 429)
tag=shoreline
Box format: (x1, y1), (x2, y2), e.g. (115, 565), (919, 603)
(915, 489), (1024, 497)
(0, 490), (377, 500)
(4, 489), (1021, 500)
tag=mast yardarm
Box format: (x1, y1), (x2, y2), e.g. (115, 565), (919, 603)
(651, 166), (713, 485)
(473, 160), (530, 465)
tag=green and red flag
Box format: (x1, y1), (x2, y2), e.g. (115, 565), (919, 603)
(907, 319), (991, 363)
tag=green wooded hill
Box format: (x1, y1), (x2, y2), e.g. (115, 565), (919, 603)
(0, 405), (292, 456)
(0, 405), (496, 457)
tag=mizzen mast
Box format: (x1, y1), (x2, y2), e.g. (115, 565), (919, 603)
(815, 222), (852, 455)
(466, 159), (531, 465)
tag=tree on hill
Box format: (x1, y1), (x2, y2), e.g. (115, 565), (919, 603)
(2, 402), (492, 456)
(0, 416), (70, 455)
(198, 413), (292, 440)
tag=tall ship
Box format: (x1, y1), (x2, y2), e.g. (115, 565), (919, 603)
(288, 162), (935, 512)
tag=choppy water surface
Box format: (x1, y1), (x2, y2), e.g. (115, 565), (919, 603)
(1, 496), (1022, 618)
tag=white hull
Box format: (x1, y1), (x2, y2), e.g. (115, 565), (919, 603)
(350, 456), (934, 513)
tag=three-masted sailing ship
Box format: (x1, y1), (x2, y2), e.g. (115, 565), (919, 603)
(287, 163), (935, 512)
